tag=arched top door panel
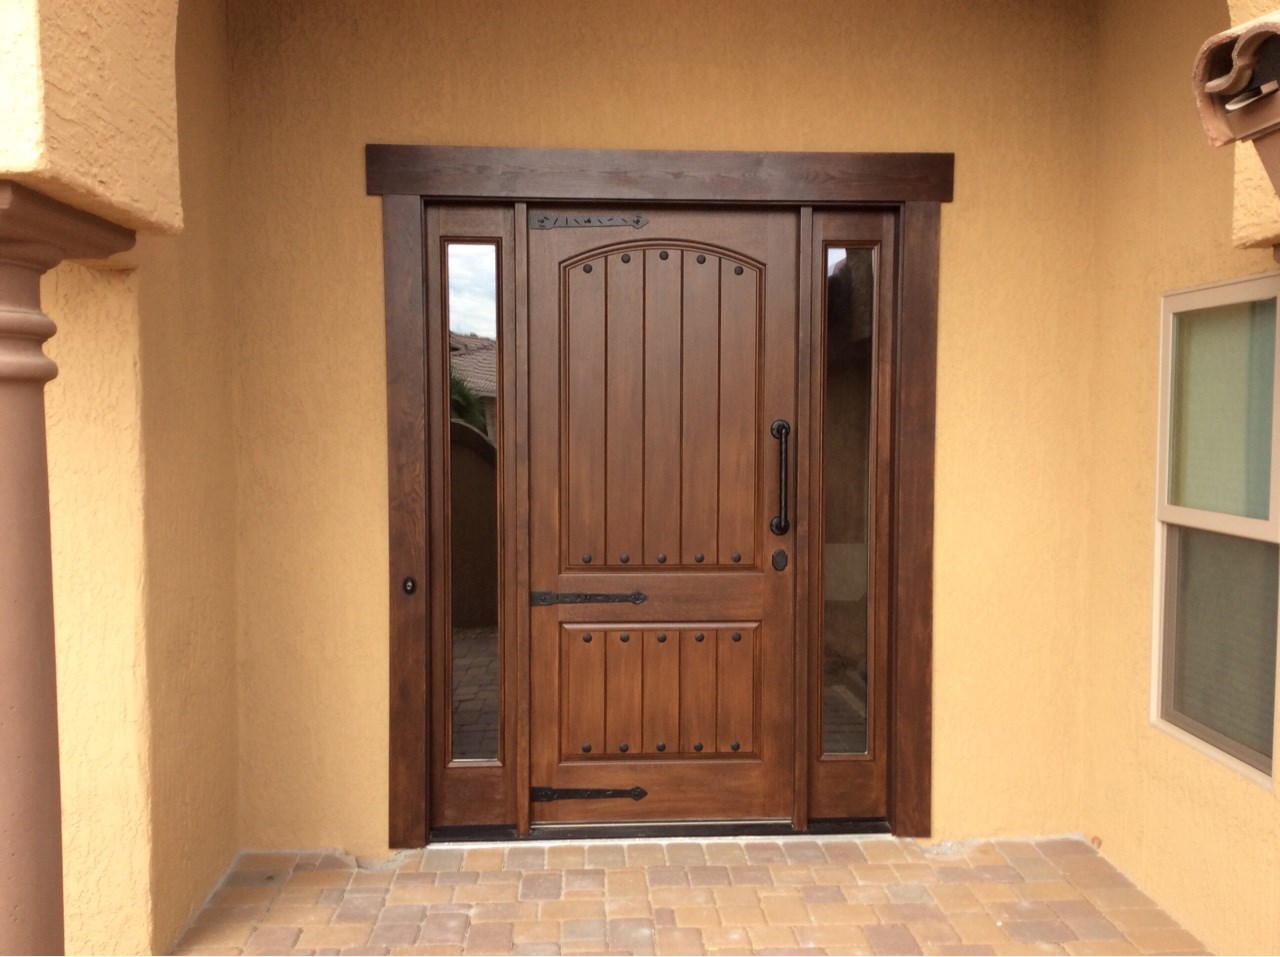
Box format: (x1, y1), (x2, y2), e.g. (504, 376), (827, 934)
(554, 241), (765, 571)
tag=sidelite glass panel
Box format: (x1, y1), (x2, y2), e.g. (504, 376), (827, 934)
(1170, 298), (1275, 519)
(822, 246), (874, 755)
(1166, 525), (1278, 770)
(446, 242), (500, 761)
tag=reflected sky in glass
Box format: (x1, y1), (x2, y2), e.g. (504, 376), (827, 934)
(447, 244), (498, 338)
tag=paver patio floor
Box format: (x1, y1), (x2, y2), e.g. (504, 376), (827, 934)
(173, 836), (1209, 956)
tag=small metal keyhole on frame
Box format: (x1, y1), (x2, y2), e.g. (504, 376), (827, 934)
(402, 577), (417, 594)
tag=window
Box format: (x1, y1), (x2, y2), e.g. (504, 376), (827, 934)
(1155, 273), (1280, 777)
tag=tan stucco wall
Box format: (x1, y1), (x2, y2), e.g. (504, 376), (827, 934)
(136, 0), (239, 948)
(38, 1), (237, 952)
(0, 0), (44, 174)
(0, 0), (182, 233)
(225, 0), (1098, 854)
(1085, 3), (1280, 952)
(45, 262), (153, 955)
(1226, 1), (1280, 245)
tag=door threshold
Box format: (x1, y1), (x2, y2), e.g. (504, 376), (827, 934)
(428, 817), (890, 843)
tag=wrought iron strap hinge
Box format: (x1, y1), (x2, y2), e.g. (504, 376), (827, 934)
(530, 590), (648, 606)
(530, 786), (648, 802)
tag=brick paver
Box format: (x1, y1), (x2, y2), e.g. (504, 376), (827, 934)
(172, 837), (1209, 956)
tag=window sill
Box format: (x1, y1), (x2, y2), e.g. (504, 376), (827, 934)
(1150, 714), (1276, 790)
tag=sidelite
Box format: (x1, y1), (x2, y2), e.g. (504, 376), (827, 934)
(822, 246), (875, 757)
(445, 241), (501, 763)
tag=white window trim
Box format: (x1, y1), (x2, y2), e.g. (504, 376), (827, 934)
(1151, 270), (1280, 786)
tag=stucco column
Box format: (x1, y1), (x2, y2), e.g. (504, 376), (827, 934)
(0, 182), (132, 957)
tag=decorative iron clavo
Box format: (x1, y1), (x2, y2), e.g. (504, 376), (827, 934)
(530, 214), (649, 230)
(530, 590), (648, 606)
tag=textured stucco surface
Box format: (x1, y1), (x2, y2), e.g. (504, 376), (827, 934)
(1085, 3), (1280, 953)
(0, 0), (182, 233)
(36, 3), (237, 951)
(226, 0), (1097, 856)
(1226, 0), (1280, 245)
(0, 0), (44, 174)
(44, 262), (152, 955)
(1231, 0), (1277, 21)
(136, 0), (239, 949)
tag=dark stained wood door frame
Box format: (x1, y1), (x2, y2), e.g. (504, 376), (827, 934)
(367, 145), (953, 846)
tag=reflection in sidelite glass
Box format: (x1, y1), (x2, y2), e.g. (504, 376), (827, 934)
(447, 243), (500, 761)
(822, 247), (874, 755)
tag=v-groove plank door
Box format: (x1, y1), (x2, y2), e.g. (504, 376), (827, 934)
(527, 209), (799, 823)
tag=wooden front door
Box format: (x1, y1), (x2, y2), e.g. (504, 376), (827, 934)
(371, 145), (949, 844)
(527, 209), (798, 822)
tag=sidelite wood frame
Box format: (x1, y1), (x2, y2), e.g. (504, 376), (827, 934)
(367, 145), (952, 846)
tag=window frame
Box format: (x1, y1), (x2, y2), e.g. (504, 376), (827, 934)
(1152, 271), (1280, 784)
